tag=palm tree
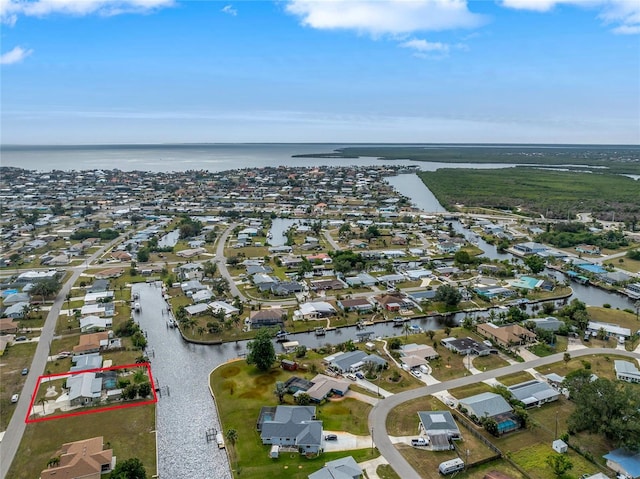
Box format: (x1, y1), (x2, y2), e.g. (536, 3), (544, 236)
(402, 322), (411, 341)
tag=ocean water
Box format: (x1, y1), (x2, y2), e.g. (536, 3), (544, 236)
(0, 143), (522, 173)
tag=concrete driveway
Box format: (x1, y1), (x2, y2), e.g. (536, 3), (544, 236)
(322, 432), (372, 452)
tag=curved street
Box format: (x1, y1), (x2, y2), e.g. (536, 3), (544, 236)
(368, 347), (640, 479)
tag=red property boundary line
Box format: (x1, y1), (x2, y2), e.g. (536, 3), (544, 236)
(25, 362), (157, 424)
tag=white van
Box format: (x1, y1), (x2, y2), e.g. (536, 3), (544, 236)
(439, 458), (464, 475)
(419, 365), (429, 374)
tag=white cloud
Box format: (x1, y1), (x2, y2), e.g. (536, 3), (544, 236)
(0, 45), (33, 64)
(285, 0), (487, 35)
(400, 38), (450, 53)
(1, 0), (174, 25)
(221, 4), (237, 16)
(500, 0), (640, 34)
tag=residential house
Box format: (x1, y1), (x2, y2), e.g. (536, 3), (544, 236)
(208, 301), (240, 318)
(175, 263), (203, 281)
(294, 302), (336, 321)
(79, 315), (112, 333)
(257, 405), (323, 454)
(310, 279), (345, 291)
(308, 456), (363, 479)
(512, 242), (547, 255)
(70, 353), (103, 372)
(337, 298), (373, 313)
(603, 449), (640, 479)
(303, 374), (350, 403)
(73, 332), (109, 355)
(417, 411), (461, 451)
(575, 244), (601, 255)
(270, 281), (304, 296)
(528, 317), (565, 332)
(0, 318), (19, 334)
(476, 322), (537, 348)
(3, 302), (29, 319)
(344, 273), (377, 287)
(110, 250), (132, 262)
(507, 380), (561, 408)
(39, 436), (114, 479)
(441, 337), (495, 356)
(459, 392), (519, 434)
(191, 289), (214, 303)
(94, 268), (124, 280)
(67, 372), (103, 406)
(250, 309), (286, 330)
(2, 292), (30, 305)
(586, 321), (632, 340)
(614, 360), (640, 384)
(400, 343), (439, 370)
(184, 303), (209, 317)
(181, 280), (207, 295)
(375, 293), (413, 312)
(325, 350), (387, 374)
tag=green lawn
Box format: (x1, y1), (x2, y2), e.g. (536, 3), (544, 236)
(472, 354), (510, 371)
(210, 360), (378, 479)
(0, 342), (38, 430)
(7, 404), (156, 479)
(376, 464), (402, 479)
(496, 371), (536, 387)
(448, 382), (493, 400)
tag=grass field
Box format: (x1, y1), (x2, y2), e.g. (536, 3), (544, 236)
(417, 168), (640, 221)
(0, 342), (37, 430)
(210, 360), (379, 479)
(7, 403), (156, 479)
(386, 396), (449, 436)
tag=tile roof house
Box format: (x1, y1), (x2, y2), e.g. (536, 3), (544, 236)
(0, 318), (19, 334)
(303, 374), (350, 403)
(507, 380), (561, 408)
(73, 332), (109, 355)
(337, 298), (373, 313)
(308, 456), (363, 479)
(476, 322), (536, 347)
(39, 436), (114, 479)
(257, 405), (323, 454)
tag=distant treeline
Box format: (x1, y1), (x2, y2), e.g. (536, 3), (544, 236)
(294, 145), (640, 175)
(417, 167), (640, 222)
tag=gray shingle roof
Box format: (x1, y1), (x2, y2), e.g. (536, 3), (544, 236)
(460, 392), (512, 418)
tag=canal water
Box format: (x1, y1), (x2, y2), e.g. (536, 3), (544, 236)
(157, 230), (180, 249)
(267, 218), (300, 247)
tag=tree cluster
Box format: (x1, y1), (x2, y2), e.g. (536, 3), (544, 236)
(565, 373), (640, 451)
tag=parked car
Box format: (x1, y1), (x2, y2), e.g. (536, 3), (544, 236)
(324, 434), (338, 441)
(21, 367), (28, 375)
(411, 369), (422, 378)
(346, 374), (357, 381)
(15, 336), (27, 342)
(11, 394), (19, 403)
(411, 437), (428, 446)
(355, 372), (365, 380)
(57, 351), (72, 358)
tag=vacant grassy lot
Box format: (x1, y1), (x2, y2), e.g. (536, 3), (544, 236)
(377, 464), (402, 479)
(472, 354), (510, 372)
(0, 342), (37, 430)
(510, 443), (600, 479)
(210, 360), (379, 479)
(605, 255), (640, 273)
(496, 371), (536, 387)
(418, 168), (640, 220)
(7, 403), (156, 479)
(448, 382), (494, 400)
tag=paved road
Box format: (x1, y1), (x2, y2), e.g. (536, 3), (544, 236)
(0, 239), (121, 479)
(368, 347), (640, 479)
(214, 223), (245, 300)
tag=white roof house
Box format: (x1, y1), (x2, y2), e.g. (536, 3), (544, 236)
(586, 321), (632, 339)
(614, 360), (640, 384)
(79, 315), (112, 333)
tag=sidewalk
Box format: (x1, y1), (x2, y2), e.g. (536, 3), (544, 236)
(359, 456), (389, 479)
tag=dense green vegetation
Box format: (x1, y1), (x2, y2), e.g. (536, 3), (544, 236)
(295, 145), (640, 175)
(70, 228), (119, 240)
(536, 223), (629, 249)
(416, 168), (640, 221)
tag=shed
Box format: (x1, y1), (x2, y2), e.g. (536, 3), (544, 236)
(552, 439), (568, 454)
(365, 342), (376, 351)
(281, 359), (298, 371)
(270, 445), (279, 458)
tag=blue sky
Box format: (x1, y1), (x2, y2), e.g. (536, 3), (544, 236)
(1, 0), (638, 144)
